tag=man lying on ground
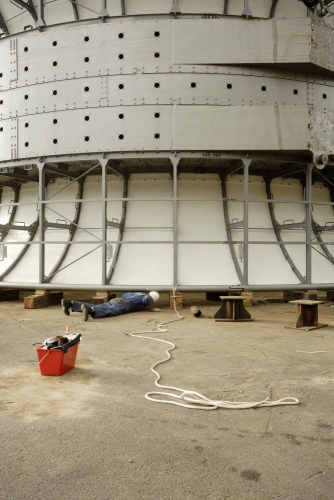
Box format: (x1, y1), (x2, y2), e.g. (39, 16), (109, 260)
(61, 291), (160, 321)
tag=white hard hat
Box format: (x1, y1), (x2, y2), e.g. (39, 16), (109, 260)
(149, 291), (160, 302)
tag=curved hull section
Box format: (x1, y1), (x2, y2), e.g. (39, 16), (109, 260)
(0, 3), (334, 290)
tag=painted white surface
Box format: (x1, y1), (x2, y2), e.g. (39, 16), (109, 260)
(0, 0), (309, 37)
(110, 173), (173, 286)
(177, 173), (239, 285)
(311, 182), (334, 283)
(2, 182), (39, 283)
(226, 175), (301, 285)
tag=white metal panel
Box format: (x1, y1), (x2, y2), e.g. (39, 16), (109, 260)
(173, 18), (311, 65)
(311, 182), (334, 283)
(42, 0), (74, 26)
(3, 182), (39, 283)
(270, 178), (306, 276)
(16, 21), (173, 85)
(0, 186), (13, 225)
(173, 105), (309, 151)
(0, 72), (312, 121)
(177, 173), (239, 285)
(275, 0), (307, 18)
(50, 175), (102, 285)
(44, 179), (79, 276)
(226, 175), (301, 284)
(227, 0), (302, 17)
(0, 119), (12, 161)
(0, 187), (23, 276)
(17, 105), (173, 158)
(0, 40), (10, 88)
(111, 173), (173, 286)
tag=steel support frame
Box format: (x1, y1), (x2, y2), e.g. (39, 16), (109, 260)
(265, 177), (306, 283)
(43, 179), (84, 283)
(171, 157), (180, 289)
(70, 0), (79, 21)
(38, 162), (45, 282)
(0, 9), (9, 35)
(305, 163), (313, 283)
(10, 0), (37, 22)
(101, 158), (108, 285)
(0, 154), (334, 291)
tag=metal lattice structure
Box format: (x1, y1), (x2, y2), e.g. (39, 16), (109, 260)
(0, 0), (334, 292)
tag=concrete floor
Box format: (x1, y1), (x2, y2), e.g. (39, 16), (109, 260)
(0, 292), (334, 500)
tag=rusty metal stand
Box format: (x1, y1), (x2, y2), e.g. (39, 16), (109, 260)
(286, 300), (328, 331)
(214, 296), (253, 322)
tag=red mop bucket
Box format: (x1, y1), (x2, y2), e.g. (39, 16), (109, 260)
(36, 333), (81, 376)
(36, 343), (79, 376)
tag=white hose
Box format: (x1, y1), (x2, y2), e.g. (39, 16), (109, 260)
(128, 293), (300, 410)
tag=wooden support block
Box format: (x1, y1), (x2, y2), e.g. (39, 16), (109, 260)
(326, 290), (334, 301)
(170, 291), (182, 310)
(0, 289), (20, 301)
(92, 293), (116, 305)
(241, 292), (253, 307)
(35, 289), (52, 295)
(283, 291), (303, 301)
(303, 290), (317, 301)
(24, 292), (63, 309)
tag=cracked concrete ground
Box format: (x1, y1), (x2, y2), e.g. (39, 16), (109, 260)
(0, 292), (333, 500)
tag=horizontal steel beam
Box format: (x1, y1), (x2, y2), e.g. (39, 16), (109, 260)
(0, 283), (331, 292)
(0, 151), (313, 170)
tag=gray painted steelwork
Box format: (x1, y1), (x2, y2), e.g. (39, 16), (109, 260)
(0, 1), (334, 291)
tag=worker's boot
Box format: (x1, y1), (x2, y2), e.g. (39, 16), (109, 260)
(61, 299), (72, 316)
(81, 304), (93, 321)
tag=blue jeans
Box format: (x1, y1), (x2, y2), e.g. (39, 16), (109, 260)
(72, 297), (130, 319)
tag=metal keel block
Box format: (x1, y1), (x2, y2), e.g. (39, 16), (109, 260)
(286, 300), (328, 331)
(214, 296), (253, 322)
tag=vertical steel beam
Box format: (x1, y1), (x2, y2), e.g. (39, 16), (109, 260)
(37, 162), (46, 283)
(99, 0), (109, 18)
(100, 159), (109, 285)
(242, 0), (252, 17)
(270, 0), (279, 18)
(305, 163), (313, 284)
(242, 159), (252, 286)
(220, 174), (243, 283)
(120, 0), (126, 16)
(223, 0), (229, 15)
(170, 0), (181, 14)
(36, 0), (46, 28)
(170, 157), (180, 289)
(70, 0), (79, 20)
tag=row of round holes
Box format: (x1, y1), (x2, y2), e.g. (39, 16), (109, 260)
(23, 31), (161, 52)
(19, 112), (161, 134)
(23, 133), (161, 146)
(22, 51), (161, 70)
(5, 88), (330, 102)
(0, 72), (328, 101)
(23, 112), (160, 127)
